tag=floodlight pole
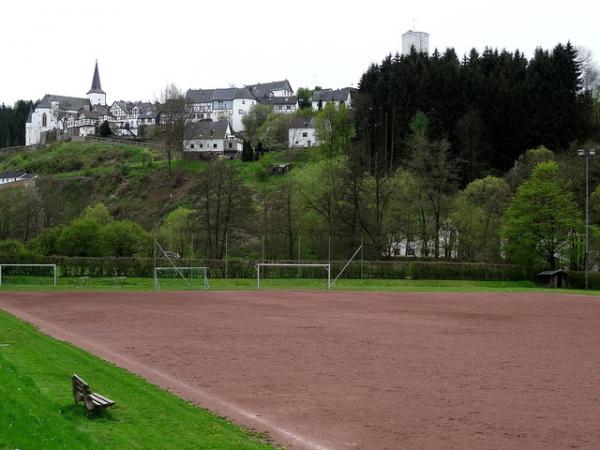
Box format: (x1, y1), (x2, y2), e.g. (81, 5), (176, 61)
(577, 148), (597, 290)
(225, 233), (228, 282)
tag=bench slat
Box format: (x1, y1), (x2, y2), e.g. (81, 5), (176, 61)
(91, 393), (114, 406)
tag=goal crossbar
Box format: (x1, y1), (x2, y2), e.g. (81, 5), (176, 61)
(255, 263), (331, 289)
(0, 264), (57, 286)
(154, 266), (209, 291)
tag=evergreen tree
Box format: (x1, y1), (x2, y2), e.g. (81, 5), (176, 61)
(241, 140), (254, 162)
(99, 120), (112, 137)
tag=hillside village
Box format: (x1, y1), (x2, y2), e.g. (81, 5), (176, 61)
(24, 60), (353, 158)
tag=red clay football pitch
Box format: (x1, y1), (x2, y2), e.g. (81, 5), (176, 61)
(0, 290), (598, 449)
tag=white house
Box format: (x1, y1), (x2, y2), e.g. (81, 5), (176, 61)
(288, 117), (319, 148)
(183, 120), (242, 159)
(312, 88), (352, 111)
(0, 171), (37, 185)
(186, 87), (257, 133)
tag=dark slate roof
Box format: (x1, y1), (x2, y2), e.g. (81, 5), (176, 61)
(87, 61), (106, 95)
(312, 88), (351, 102)
(213, 88), (236, 101)
(0, 171), (28, 179)
(79, 110), (99, 119)
(258, 96), (298, 106)
(233, 87), (254, 99)
(186, 89), (215, 103)
(187, 87), (255, 103)
(112, 101), (136, 113)
(184, 120), (230, 140)
(92, 104), (111, 116)
(246, 80), (292, 93)
(36, 95), (91, 111)
(289, 117), (316, 129)
(139, 103), (160, 119)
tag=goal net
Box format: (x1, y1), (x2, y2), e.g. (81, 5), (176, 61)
(0, 264), (57, 287)
(255, 263), (331, 289)
(153, 266), (209, 291)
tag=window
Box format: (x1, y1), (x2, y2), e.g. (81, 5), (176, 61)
(302, 132), (308, 137)
(213, 143), (217, 149)
(42, 113), (47, 127)
(238, 109), (243, 114)
(228, 142), (233, 149)
(191, 143), (195, 149)
(199, 143), (204, 148)
(242, 100), (245, 104)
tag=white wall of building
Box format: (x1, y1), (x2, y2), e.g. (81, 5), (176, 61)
(88, 92), (106, 106)
(231, 97), (256, 132)
(288, 127), (318, 148)
(184, 138), (225, 152)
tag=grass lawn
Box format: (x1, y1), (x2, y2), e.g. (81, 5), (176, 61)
(0, 310), (275, 450)
(0, 275), (598, 295)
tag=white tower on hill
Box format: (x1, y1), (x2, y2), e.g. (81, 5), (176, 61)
(402, 30), (430, 55)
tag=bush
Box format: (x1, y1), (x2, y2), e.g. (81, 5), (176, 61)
(57, 218), (107, 257)
(103, 221), (150, 257)
(0, 240), (32, 258)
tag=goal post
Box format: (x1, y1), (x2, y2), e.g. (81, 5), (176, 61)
(255, 263), (331, 290)
(154, 266), (209, 291)
(0, 264), (57, 287)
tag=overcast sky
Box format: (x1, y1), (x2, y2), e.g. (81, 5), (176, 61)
(1, 0), (598, 105)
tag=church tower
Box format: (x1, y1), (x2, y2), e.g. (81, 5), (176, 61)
(87, 60), (106, 106)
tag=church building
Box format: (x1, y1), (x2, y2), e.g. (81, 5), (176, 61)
(25, 62), (107, 145)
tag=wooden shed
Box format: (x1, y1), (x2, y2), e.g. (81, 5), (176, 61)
(535, 269), (568, 288)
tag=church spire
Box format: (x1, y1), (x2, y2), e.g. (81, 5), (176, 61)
(87, 60), (105, 94)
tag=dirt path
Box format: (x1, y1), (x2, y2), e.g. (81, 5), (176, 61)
(1, 290), (599, 449)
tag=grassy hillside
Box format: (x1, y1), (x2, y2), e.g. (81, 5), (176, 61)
(0, 141), (312, 230)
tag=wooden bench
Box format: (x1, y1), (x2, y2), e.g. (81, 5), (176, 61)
(72, 374), (115, 412)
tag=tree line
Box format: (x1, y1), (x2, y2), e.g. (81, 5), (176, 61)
(356, 43), (599, 184)
(0, 101), (31, 148)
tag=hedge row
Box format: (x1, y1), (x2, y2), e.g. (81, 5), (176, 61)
(566, 271), (600, 290)
(0, 256), (528, 281)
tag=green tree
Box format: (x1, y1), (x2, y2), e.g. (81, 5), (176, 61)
(406, 112), (458, 258)
(0, 239), (31, 257)
(451, 176), (511, 261)
(314, 103), (355, 158)
(242, 104), (272, 146)
(81, 203), (112, 225)
(296, 87), (313, 110)
(256, 113), (289, 150)
(27, 225), (64, 256)
(159, 207), (194, 258)
(502, 161), (582, 270)
(57, 218), (107, 256)
(104, 220), (150, 257)
(505, 146), (556, 191)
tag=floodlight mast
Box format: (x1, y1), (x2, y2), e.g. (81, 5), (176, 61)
(577, 148), (597, 290)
